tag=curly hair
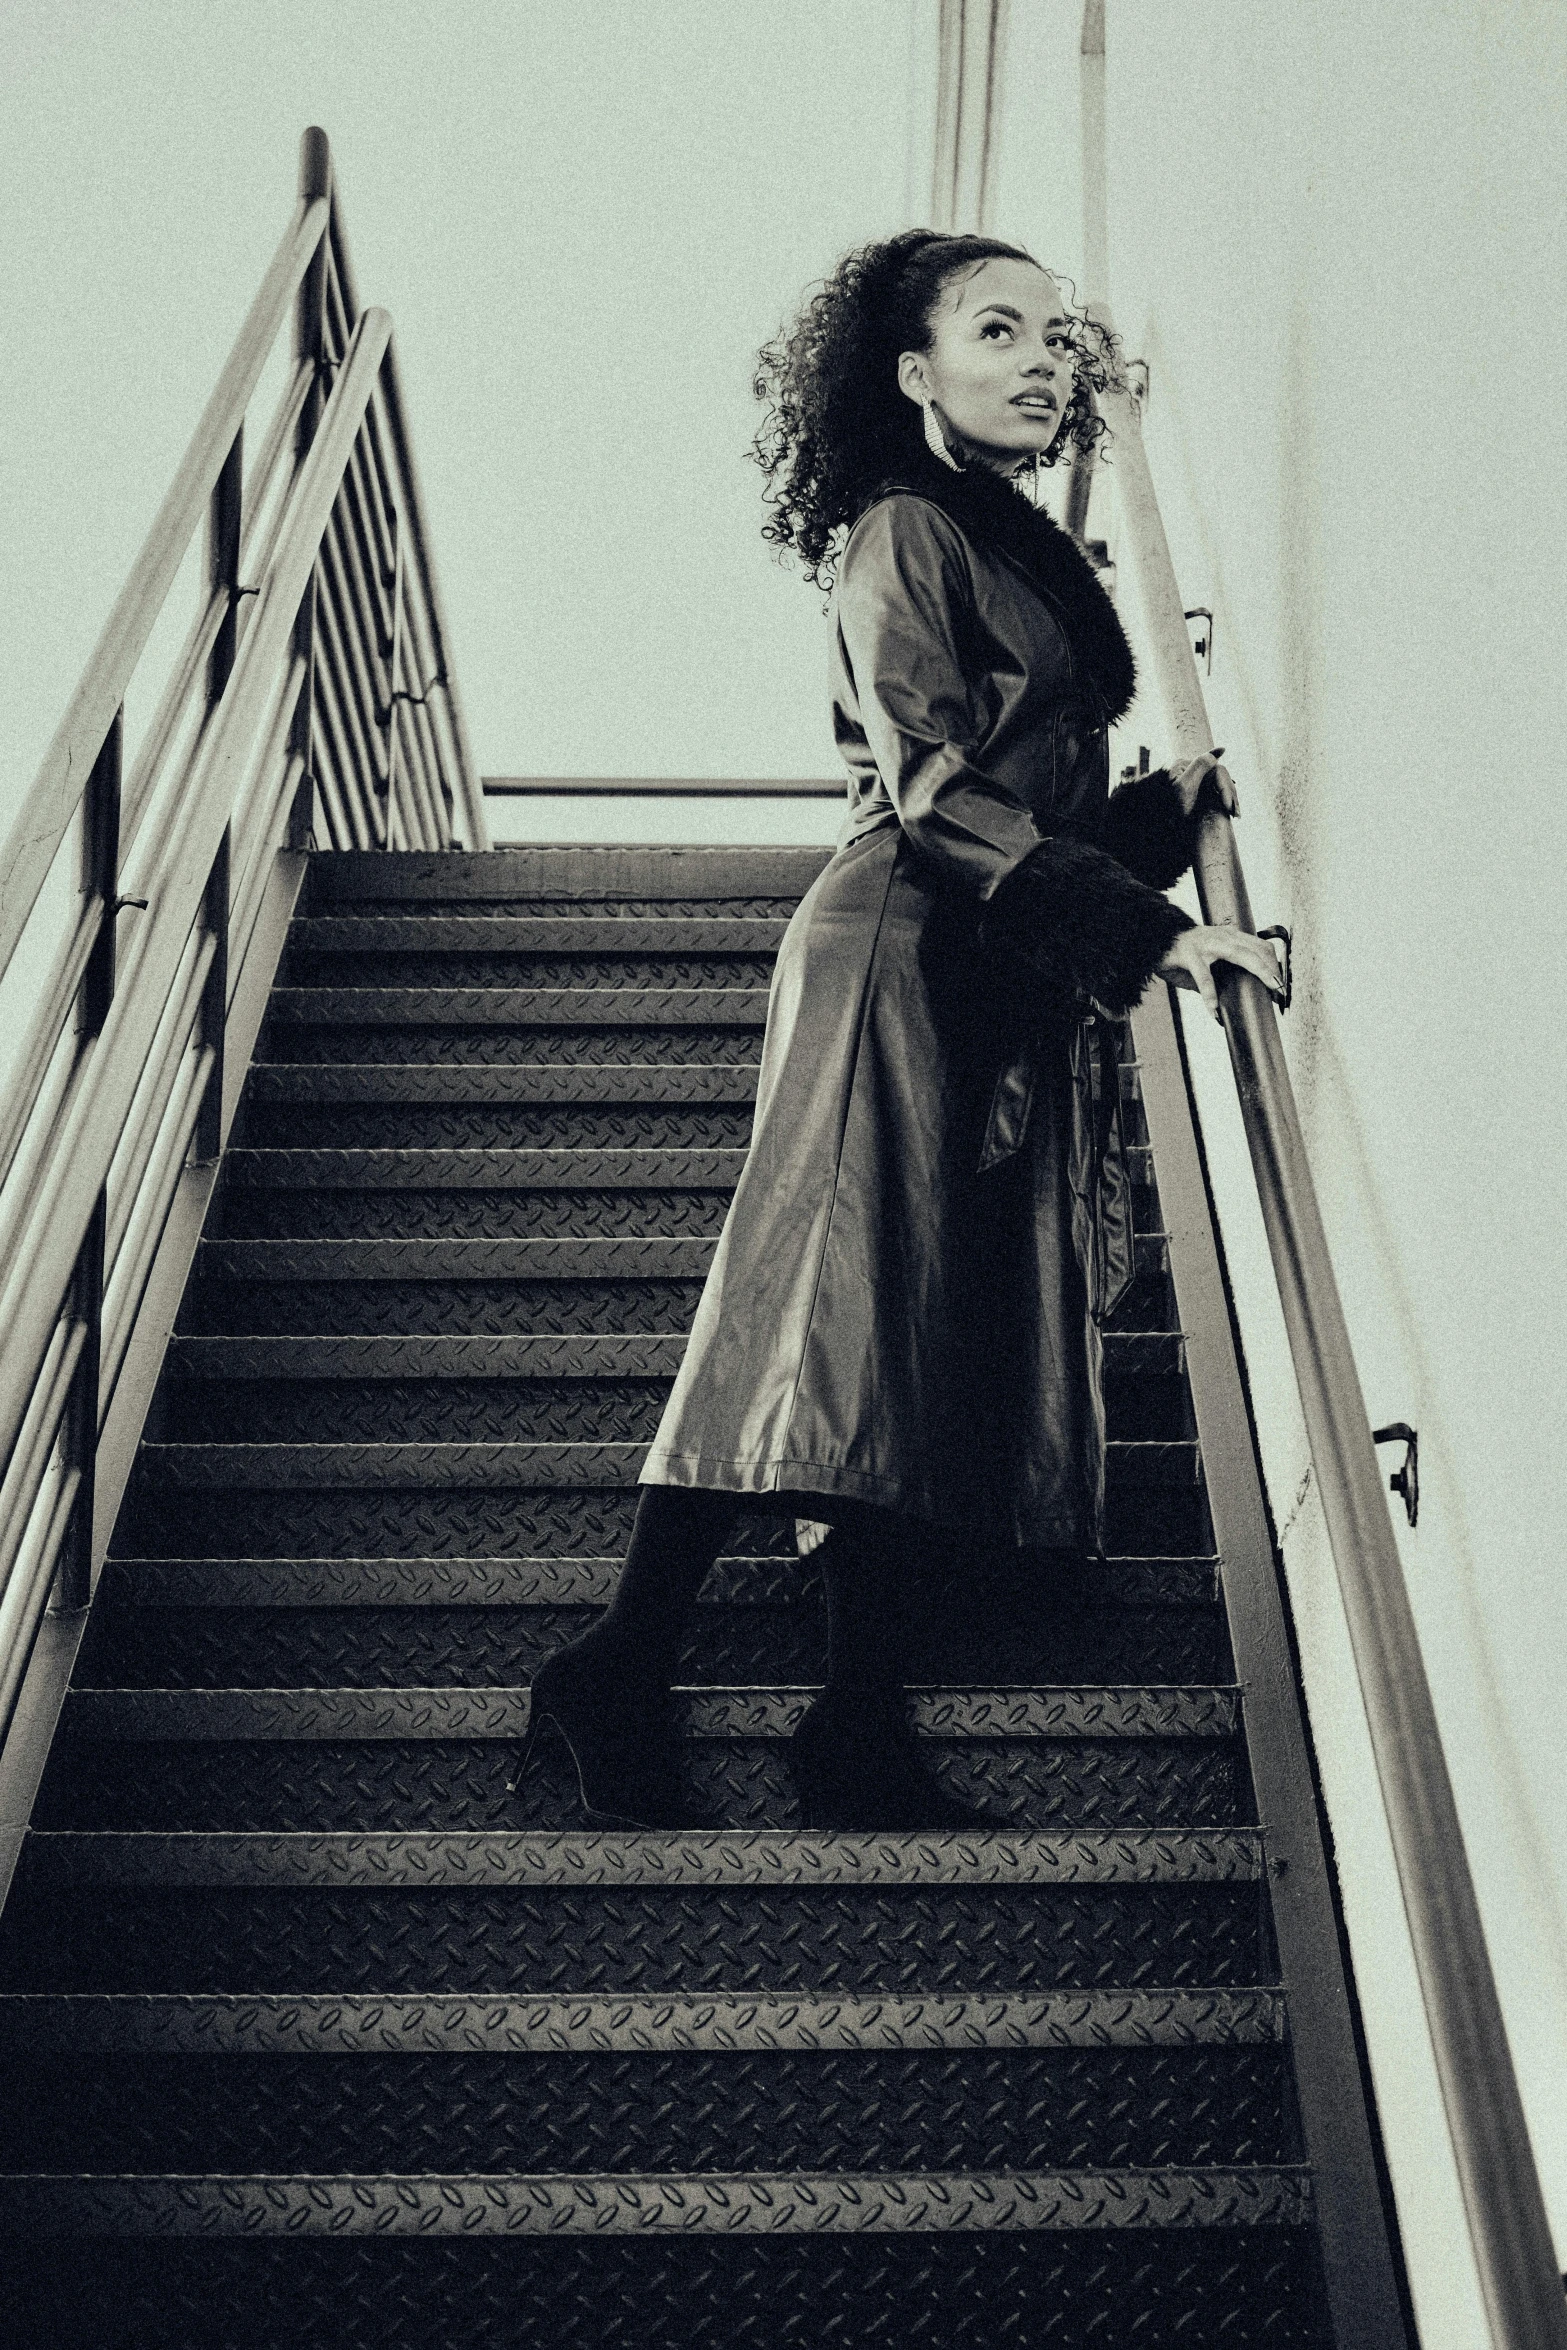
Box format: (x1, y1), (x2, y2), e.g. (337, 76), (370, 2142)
(749, 229), (1122, 590)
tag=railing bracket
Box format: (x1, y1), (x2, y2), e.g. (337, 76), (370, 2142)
(1372, 1423), (1419, 1527)
(113, 896), (149, 915)
(1184, 606), (1214, 672)
(1256, 925), (1292, 1009)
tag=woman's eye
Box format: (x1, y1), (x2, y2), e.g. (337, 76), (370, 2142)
(980, 320), (1012, 338)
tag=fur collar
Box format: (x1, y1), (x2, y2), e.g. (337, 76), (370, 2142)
(866, 445), (1138, 726)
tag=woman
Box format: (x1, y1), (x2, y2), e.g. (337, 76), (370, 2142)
(518, 229), (1283, 1833)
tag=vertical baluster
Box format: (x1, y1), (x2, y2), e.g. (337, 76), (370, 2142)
(383, 501), (404, 842)
(289, 127), (332, 851)
(193, 429), (241, 1164)
(56, 711), (122, 1609)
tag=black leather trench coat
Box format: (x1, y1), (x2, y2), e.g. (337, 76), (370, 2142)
(641, 470), (1189, 1551)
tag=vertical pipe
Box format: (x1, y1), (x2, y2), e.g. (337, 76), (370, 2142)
(1080, 0), (1107, 303)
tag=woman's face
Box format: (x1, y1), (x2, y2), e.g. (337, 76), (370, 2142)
(898, 256), (1077, 475)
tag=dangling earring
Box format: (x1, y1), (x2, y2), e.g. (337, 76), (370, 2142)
(921, 398), (963, 472)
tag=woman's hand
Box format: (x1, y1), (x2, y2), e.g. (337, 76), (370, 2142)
(1168, 750), (1239, 819)
(1158, 923), (1285, 1020)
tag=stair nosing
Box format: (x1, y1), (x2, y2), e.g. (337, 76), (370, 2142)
(20, 1828), (1264, 1887)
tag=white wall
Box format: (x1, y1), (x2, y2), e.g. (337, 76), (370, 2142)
(987, 3), (1567, 2336)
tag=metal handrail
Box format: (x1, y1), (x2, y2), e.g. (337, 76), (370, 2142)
(0, 127), (487, 1771)
(1093, 332), (1567, 2349)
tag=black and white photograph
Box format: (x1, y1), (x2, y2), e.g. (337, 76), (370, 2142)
(0, 3), (1563, 2344)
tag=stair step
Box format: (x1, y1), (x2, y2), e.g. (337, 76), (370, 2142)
(138, 1437), (1202, 1491)
(247, 1063), (760, 1102)
(21, 1829), (1262, 1888)
(60, 1685), (1239, 1742)
(0, 1874), (1268, 1994)
(223, 1148), (749, 1189)
(164, 1332), (1186, 1379)
(270, 988), (773, 1027)
(99, 1554), (1221, 1608)
(303, 845), (830, 903)
(78, 1592), (1227, 1692)
(0, 2164), (1312, 2237)
(292, 916), (793, 952)
(0, 1986), (1284, 2053)
(190, 1233), (1170, 1283)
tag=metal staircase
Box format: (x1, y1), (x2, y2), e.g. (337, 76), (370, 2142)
(0, 843), (1372, 2344)
(3, 107), (1564, 2350)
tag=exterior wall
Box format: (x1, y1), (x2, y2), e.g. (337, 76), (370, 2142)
(992, 3), (1567, 2335)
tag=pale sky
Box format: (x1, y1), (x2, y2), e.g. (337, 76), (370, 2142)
(1, 0), (940, 846)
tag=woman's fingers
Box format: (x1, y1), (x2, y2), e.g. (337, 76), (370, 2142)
(1205, 930), (1286, 1000)
(1210, 761), (1239, 815)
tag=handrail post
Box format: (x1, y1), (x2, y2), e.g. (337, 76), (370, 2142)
(1097, 343), (1567, 2349)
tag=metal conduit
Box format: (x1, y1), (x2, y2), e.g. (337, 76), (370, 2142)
(1093, 333), (1567, 2350)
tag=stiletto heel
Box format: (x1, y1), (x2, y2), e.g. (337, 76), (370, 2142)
(505, 1707), (546, 1798)
(516, 1644), (718, 1831)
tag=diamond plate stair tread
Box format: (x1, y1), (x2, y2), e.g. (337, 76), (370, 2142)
(289, 957), (780, 997)
(0, 1880), (1268, 1995)
(191, 1234), (1171, 1283)
(62, 1685), (1240, 1741)
(169, 1335), (694, 1377)
(0, 2236), (1336, 2350)
(293, 916), (793, 951)
(77, 1601), (1228, 1696)
(223, 1148), (749, 1189)
(271, 987), (773, 1025)
(0, 2165), (1313, 2235)
(247, 1063), (761, 1102)
(304, 846), (831, 901)
(0, 1989), (1285, 2055)
(198, 1237), (720, 1280)
(165, 1332), (1185, 1379)
(23, 1830), (1262, 1889)
(138, 1436), (1203, 1491)
(219, 1192), (735, 1244)
(265, 1027), (769, 1067)
(35, 1732), (1244, 1836)
(0, 2045), (1299, 2174)
(98, 1553), (1221, 1608)
(176, 1282), (714, 1340)
(0, 2242), (1336, 2350)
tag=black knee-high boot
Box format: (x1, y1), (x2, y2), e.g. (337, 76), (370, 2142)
(515, 1484), (736, 1827)
(791, 1515), (1017, 1833)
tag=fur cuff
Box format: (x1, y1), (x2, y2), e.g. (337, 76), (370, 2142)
(979, 835), (1194, 1016)
(1100, 768), (1198, 890)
